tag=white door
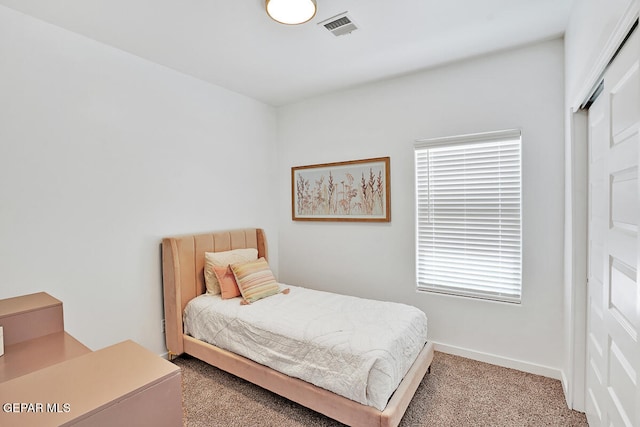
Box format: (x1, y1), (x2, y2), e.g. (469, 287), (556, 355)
(586, 27), (640, 427)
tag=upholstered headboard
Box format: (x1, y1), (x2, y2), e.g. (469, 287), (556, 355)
(161, 228), (267, 357)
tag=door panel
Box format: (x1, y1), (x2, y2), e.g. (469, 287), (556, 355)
(587, 89), (608, 426)
(586, 27), (639, 427)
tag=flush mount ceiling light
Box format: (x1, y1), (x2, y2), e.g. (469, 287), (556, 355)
(266, 0), (317, 25)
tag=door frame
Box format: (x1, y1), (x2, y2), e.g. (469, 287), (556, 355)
(564, 3), (639, 411)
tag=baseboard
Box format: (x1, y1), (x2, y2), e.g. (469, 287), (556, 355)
(432, 341), (562, 380)
(560, 369), (571, 406)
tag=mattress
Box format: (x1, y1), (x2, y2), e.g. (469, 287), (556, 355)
(183, 285), (428, 410)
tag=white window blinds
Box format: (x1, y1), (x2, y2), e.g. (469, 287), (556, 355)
(414, 129), (522, 303)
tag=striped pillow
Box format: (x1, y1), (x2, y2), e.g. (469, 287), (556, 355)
(231, 258), (280, 304)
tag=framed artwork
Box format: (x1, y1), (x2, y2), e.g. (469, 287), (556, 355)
(291, 157), (390, 222)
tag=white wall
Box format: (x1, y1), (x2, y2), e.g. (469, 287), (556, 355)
(565, 0), (638, 104)
(277, 39), (566, 377)
(562, 0), (639, 410)
(0, 5), (278, 356)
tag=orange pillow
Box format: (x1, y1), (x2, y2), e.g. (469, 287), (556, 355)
(213, 265), (241, 299)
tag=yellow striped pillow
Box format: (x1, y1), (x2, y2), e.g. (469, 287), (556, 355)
(231, 258), (280, 304)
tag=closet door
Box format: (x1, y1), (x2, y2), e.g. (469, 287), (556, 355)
(585, 27), (640, 427)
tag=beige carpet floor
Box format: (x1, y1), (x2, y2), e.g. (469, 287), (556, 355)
(173, 351), (588, 426)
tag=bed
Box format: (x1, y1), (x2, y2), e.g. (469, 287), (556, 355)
(162, 228), (434, 427)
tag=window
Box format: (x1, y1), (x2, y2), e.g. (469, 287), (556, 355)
(414, 129), (522, 303)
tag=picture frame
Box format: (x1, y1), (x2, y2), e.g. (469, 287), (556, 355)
(291, 157), (390, 222)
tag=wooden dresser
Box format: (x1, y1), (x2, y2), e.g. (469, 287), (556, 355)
(0, 292), (182, 427)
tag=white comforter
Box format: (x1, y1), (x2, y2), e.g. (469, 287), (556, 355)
(183, 285), (428, 411)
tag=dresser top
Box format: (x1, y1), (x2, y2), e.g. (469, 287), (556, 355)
(0, 292), (61, 318)
(0, 340), (181, 426)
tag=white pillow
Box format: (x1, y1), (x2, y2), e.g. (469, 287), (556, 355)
(204, 248), (258, 295)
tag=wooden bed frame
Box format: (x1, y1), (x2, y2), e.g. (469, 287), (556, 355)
(162, 228), (434, 427)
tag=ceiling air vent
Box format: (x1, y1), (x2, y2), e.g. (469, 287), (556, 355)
(318, 12), (358, 37)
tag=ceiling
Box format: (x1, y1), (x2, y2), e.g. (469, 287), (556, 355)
(0, 0), (576, 106)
